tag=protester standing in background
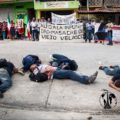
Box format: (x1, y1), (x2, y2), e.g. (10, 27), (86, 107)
(31, 18), (38, 41)
(83, 20), (87, 42)
(36, 19), (40, 41)
(106, 20), (113, 46)
(85, 21), (94, 43)
(0, 22), (2, 40)
(10, 21), (15, 40)
(2, 21), (6, 40)
(94, 21), (107, 43)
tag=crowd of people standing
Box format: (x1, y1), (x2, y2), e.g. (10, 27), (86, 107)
(83, 19), (114, 45)
(0, 17), (50, 41)
(29, 17), (51, 41)
(0, 17), (115, 45)
(0, 20), (25, 40)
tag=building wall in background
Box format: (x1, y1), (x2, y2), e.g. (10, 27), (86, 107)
(0, 1), (34, 23)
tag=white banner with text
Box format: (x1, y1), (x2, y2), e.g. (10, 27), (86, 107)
(52, 13), (76, 25)
(40, 23), (83, 42)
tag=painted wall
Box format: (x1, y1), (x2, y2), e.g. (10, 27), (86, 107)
(0, 2), (33, 23)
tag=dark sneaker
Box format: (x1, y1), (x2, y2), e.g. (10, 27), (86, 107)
(99, 66), (104, 70)
(89, 71), (98, 83)
(0, 92), (4, 98)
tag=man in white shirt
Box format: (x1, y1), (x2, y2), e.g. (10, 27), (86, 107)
(30, 18), (38, 41)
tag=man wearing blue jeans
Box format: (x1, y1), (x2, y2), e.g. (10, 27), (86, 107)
(30, 64), (98, 85)
(31, 18), (38, 41)
(0, 60), (23, 98)
(49, 54), (78, 71)
(99, 65), (120, 76)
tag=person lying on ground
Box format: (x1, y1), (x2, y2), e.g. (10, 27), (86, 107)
(108, 74), (120, 92)
(21, 54), (41, 72)
(29, 64), (98, 84)
(0, 59), (23, 98)
(99, 65), (120, 76)
(49, 54), (78, 71)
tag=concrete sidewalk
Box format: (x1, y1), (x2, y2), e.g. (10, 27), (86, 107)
(0, 41), (120, 119)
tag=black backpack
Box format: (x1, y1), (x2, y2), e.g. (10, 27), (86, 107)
(29, 72), (48, 82)
(0, 59), (7, 68)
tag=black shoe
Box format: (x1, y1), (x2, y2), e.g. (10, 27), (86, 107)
(0, 92), (4, 98)
(107, 43), (113, 46)
(89, 71), (98, 83)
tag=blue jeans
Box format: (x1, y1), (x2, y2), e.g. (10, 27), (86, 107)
(86, 30), (92, 42)
(103, 66), (120, 76)
(107, 30), (113, 45)
(52, 54), (69, 61)
(0, 69), (12, 93)
(53, 69), (89, 84)
(51, 54), (70, 67)
(32, 30), (37, 41)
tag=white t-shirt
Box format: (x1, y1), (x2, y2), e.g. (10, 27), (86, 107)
(31, 21), (37, 30)
(95, 23), (100, 33)
(33, 64), (48, 75)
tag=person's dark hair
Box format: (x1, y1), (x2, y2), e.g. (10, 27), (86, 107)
(0, 59), (7, 68)
(29, 72), (48, 82)
(114, 80), (120, 88)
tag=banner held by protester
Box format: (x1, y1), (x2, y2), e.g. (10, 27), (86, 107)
(52, 13), (76, 25)
(40, 23), (83, 42)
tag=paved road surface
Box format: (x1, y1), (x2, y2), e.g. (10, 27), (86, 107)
(0, 40), (120, 120)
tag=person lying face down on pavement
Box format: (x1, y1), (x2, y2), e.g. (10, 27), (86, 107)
(0, 59), (24, 98)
